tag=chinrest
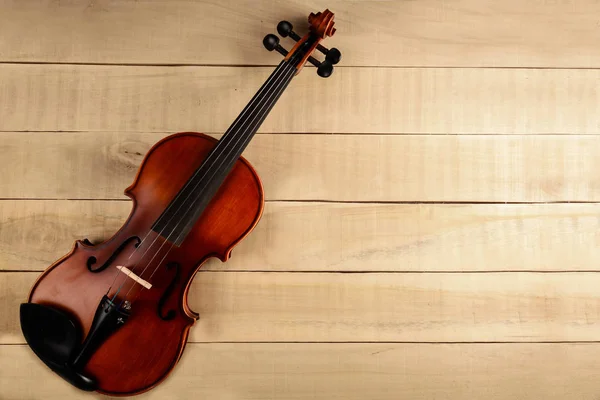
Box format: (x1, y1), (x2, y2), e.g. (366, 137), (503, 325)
(20, 302), (97, 391)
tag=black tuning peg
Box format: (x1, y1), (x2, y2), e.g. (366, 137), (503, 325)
(315, 45), (341, 65)
(277, 21), (301, 41)
(307, 56), (334, 78)
(317, 60), (333, 78)
(263, 34), (288, 57)
(325, 48), (341, 65)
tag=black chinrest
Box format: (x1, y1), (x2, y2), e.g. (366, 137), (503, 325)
(20, 303), (97, 391)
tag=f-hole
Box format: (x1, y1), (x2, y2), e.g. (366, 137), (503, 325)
(86, 236), (141, 273)
(157, 262), (181, 321)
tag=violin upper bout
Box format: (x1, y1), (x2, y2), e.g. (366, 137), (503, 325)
(122, 132), (219, 201)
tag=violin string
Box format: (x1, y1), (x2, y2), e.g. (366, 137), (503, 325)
(110, 61), (295, 302)
(162, 65), (296, 252)
(123, 63), (296, 305)
(110, 62), (293, 302)
(121, 65), (295, 304)
(107, 61), (291, 300)
(123, 63), (296, 303)
(145, 67), (295, 282)
(105, 61), (290, 299)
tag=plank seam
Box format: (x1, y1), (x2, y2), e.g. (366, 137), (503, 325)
(1, 198), (600, 205)
(3, 61), (600, 70)
(164, 340), (600, 344)
(4, 341), (600, 345)
(5, 270), (600, 274)
(3, 131), (600, 136)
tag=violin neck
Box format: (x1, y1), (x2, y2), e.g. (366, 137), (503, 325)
(217, 60), (296, 156)
(151, 61), (296, 245)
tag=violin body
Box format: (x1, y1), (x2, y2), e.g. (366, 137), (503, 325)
(27, 132), (263, 395)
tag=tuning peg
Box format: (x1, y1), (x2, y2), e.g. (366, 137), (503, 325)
(263, 34), (289, 57)
(277, 21), (301, 41)
(317, 61), (333, 78)
(325, 48), (341, 65)
(315, 45), (341, 65)
(308, 57), (333, 78)
(306, 56), (334, 78)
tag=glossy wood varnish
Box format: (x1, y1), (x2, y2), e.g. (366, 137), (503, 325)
(27, 132), (264, 395)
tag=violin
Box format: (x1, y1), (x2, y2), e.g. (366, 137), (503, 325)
(19, 10), (340, 396)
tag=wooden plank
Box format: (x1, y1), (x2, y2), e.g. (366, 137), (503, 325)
(4, 271), (600, 344)
(3, 200), (600, 273)
(2, 0), (600, 68)
(2, 65), (600, 134)
(2, 132), (600, 201)
(2, 343), (600, 400)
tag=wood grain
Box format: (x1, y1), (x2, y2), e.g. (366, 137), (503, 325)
(2, 132), (600, 201)
(3, 200), (600, 273)
(2, 65), (600, 134)
(3, 343), (600, 400)
(5, 271), (600, 344)
(2, 0), (600, 68)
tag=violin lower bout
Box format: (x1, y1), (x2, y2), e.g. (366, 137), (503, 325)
(25, 132), (264, 396)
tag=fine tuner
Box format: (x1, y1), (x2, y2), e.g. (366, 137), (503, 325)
(263, 13), (341, 78)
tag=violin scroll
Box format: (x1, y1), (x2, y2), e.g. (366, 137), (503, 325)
(263, 9), (341, 78)
(308, 10), (336, 38)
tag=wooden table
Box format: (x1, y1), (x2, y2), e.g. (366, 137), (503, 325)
(1, 1), (600, 399)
